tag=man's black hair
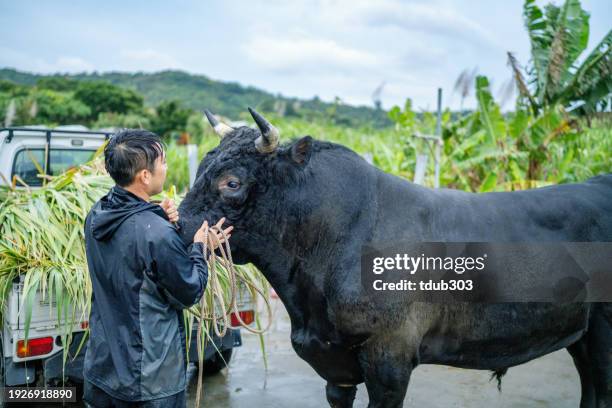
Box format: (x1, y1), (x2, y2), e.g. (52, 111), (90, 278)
(104, 129), (165, 187)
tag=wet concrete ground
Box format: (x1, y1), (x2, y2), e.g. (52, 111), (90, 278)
(190, 299), (580, 407)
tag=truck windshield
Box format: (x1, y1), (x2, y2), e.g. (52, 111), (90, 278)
(12, 148), (96, 186)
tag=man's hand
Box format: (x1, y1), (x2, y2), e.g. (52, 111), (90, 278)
(193, 217), (233, 251)
(160, 199), (179, 223)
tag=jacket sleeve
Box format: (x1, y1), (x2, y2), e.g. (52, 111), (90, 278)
(148, 226), (208, 310)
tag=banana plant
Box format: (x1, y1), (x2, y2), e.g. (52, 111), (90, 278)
(514, 0), (611, 116)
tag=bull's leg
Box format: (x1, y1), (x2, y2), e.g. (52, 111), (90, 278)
(357, 341), (414, 408)
(568, 341), (596, 408)
(588, 304), (612, 407)
(326, 383), (357, 408)
(568, 303), (612, 408)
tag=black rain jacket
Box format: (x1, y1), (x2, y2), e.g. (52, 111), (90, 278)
(83, 185), (207, 401)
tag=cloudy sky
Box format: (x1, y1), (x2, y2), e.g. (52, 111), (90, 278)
(0, 0), (609, 111)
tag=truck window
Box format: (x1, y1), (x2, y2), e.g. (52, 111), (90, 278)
(12, 148), (96, 186)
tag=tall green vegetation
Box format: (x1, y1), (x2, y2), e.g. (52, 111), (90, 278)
(386, 0), (611, 192)
(0, 69), (392, 129)
(509, 0), (611, 116)
(150, 100), (192, 139)
(73, 81), (144, 121)
(0, 76), (201, 142)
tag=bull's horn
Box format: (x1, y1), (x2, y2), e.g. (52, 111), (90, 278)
(204, 110), (233, 138)
(248, 107), (279, 153)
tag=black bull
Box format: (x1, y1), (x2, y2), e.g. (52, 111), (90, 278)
(178, 109), (612, 408)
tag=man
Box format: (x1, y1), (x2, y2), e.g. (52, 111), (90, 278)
(83, 129), (232, 407)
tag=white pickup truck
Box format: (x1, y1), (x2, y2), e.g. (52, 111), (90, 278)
(0, 126), (253, 393)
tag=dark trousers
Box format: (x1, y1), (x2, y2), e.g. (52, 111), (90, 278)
(83, 380), (186, 408)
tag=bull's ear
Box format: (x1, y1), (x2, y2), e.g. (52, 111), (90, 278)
(290, 136), (312, 165)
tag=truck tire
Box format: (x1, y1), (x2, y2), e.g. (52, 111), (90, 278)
(203, 349), (233, 375)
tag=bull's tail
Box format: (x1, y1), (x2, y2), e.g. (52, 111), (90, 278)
(489, 368), (508, 392)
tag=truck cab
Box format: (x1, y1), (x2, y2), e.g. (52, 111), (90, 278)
(0, 126), (252, 392)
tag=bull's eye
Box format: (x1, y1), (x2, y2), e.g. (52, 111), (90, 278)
(227, 180), (240, 189)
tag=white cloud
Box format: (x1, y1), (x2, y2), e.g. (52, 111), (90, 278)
(243, 36), (379, 73)
(118, 49), (183, 71)
(0, 47), (95, 73)
(234, 0), (498, 109)
(54, 56), (94, 72)
(313, 0), (498, 48)
(378, 3), (493, 46)
(3, 0), (555, 111)
(398, 42), (448, 72)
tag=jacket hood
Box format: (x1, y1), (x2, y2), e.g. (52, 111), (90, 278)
(90, 185), (167, 241)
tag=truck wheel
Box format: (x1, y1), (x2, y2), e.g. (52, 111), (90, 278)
(203, 349), (233, 375)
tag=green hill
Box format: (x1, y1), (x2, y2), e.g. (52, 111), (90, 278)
(0, 68), (391, 128)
